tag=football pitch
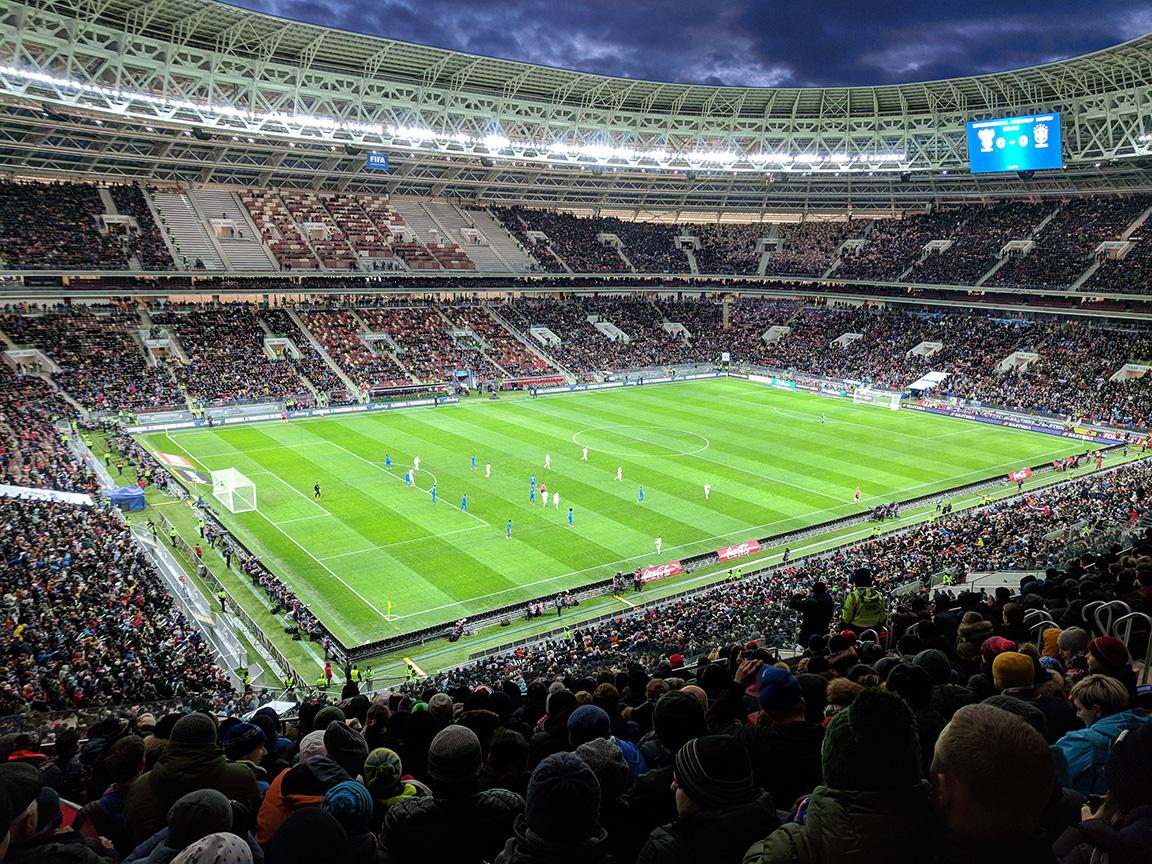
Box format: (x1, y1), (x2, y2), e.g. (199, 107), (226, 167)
(144, 377), (1086, 647)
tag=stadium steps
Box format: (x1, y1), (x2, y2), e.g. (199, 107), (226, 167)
(614, 245), (638, 273)
(465, 208), (539, 271)
(976, 204), (1063, 286)
(435, 305), (511, 377)
(283, 307), (361, 398)
(390, 200), (473, 269)
(190, 189), (279, 271)
(1071, 260), (1102, 291)
(420, 202), (509, 271)
(1121, 204), (1152, 240)
(151, 191), (226, 271)
(486, 303), (575, 383)
(346, 310), (417, 383)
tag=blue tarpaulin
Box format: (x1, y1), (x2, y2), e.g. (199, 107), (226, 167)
(107, 486), (146, 511)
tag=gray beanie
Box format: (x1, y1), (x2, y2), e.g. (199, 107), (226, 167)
(1057, 627), (1090, 653)
(427, 725), (482, 785)
(428, 693), (454, 719)
(170, 713), (217, 746)
(166, 789), (233, 848)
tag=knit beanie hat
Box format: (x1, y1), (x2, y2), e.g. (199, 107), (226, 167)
(427, 725), (482, 785)
(546, 689), (577, 716)
(312, 705), (345, 731)
(266, 808), (346, 864)
(992, 651), (1035, 690)
(428, 693), (453, 720)
(575, 737), (629, 802)
(652, 691), (706, 753)
(757, 665), (803, 712)
(323, 721), (368, 777)
(171, 713), (217, 745)
(1041, 628), (1063, 658)
(167, 789), (234, 848)
(1088, 636), (1130, 668)
(980, 636), (1017, 663)
(0, 762), (41, 815)
(912, 650), (953, 686)
(321, 780), (375, 834)
(982, 695), (1048, 738)
(1106, 725), (1152, 811)
(1057, 627), (1090, 654)
(821, 687), (921, 792)
(223, 722), (265, 761)
(567, 704), (611, 747)
(297, 730), (327, 765)
(526, 752), (602, 842)
(673, 735), (755, 810)
(171, 832), (252, 864)
(362, 748), (404, 797)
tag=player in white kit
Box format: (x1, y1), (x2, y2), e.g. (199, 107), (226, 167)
(552, 491), (559, 509)
(655, 535), (662, 555)
(616, 465), (623, 481)
(582, 447), (588, 462)
(704, 483), (711, 500)
(413, 455), (421, 473)
(485, 463), (491, 478)
(544, 453), (551, 470)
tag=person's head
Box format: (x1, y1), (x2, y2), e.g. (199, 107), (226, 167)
(644, 678), (670, 704)
(567, 704), (611, 747)
(852, 568), (873, 588)
(813, 582), (827, 595)
(1101, 724), (1152, 819)
(266, 808), (346, 864)
(170, 712), (218, 748)
(884, 663), (933, 711)
(525, 752), (603, 844)
(671, 736), (755, 817)
(821, 688), (921, 792)
(426, 725), (483, 792)
(0, 762), (11, 861)
(170, 832), (253, 864)
(0, 763), (41, 844)
(105, 734), (146, 785)
(1087, 637), (1131, 674)
(1056, 627), (1090, 661)
(991, 651), (1035, 691)
(756, 665), (805, 723)
(574, 738), (629, 803)
(1070, 674), (1130, 727)
(652, 691), (706, 754)
(323, 721), (368, 778)
(591, 683), (620, 715)
(222, 722), (266, 764)
(485, 728), (528, 777)
(166, 789), (234, 849)
(932, 704), (1052, 838)
(321, 780), (374, 835)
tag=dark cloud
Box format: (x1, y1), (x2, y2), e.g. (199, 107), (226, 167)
(228, 0), (1150, 87)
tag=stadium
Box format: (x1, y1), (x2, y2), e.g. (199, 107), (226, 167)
(0, 0), (1151, 860)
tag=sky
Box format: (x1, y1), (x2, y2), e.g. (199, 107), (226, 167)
(227, 0), (1152, 87)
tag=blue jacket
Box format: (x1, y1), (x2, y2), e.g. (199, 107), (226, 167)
(1053, 709), (1151, 795)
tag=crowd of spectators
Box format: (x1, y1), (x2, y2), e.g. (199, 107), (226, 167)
(296, 310), (412, 391)
(0, 456), (1147, 864)
(108, 186), (175, 271)
(255, 309), (349, 401)
(1084, 234), (1152, 295)
(908, 201), (1053, 285)
(0, 181), (131, 270)
(439, 306), (558, 379)
(991, 197), (1152, 290)
(763, 221), (855, 278)
(835, 209), (964, 281)
(0, 493), (234, 715)
(149, 306), (317, 406)
(0, 305), (183, 413)
(491, 208), (630, 273)
(693, 223), (765, 275)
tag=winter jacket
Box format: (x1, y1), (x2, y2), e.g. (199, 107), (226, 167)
(125, 740), (261, 845)
(256, 755), (350, 844)
(638, 793), (779, 864)
(124, 828), (265, 864)
(789, 593), (835, 645)
(528, 711), (573, 767)
(1053, 709), (1152, 795)
(743, 782), (938, 864)
(6, 830), (117, 864)
(739, 720), (825, 810)
(618, 766), (677, 864)
(1054, 805), (1152, 864)
(494, 812), (610, 864)
(930, 829), (1057, 864)
(379, 787), (524, 864)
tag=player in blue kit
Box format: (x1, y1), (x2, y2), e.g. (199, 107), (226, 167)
(506, 519), (512, 539)
(568, 507), (573, 527)
(471, 455), (476, 470)
(461, 493), (468, 512)
(638, 485), (645, 503)
(385, 452), (392, 471)
(431, 483), (437, 502)
(530, 487), (536, 504)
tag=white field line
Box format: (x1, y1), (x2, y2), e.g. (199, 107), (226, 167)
(318, 525), (487, 560)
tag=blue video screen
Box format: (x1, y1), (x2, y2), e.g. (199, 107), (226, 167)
(966, 113), (1062, 174)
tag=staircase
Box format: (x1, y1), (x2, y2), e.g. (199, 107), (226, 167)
(466, 209), (539, 271)
(487, 303), (575, 383)
(420, 202), (508, 271)
(285, 308), (360, 397)
(151, 191), (226, 270)
(190, 189), (278, 270)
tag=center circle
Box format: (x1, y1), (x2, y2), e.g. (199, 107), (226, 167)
(571, 425), (710, 458)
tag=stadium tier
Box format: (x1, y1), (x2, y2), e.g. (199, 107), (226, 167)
(2, 1), (1152, 860)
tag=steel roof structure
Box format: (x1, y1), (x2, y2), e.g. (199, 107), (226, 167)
(0, 0), (1150, 210)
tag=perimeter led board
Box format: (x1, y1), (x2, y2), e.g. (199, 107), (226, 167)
(966, 113), (1062, 174)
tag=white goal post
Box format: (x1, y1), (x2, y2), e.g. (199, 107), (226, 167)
(212, 468), (257, 513)
(852, 386), (903, 411)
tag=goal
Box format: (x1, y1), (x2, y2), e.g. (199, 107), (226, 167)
(852, 386), (903, 411)
(212, 468), (257, 513)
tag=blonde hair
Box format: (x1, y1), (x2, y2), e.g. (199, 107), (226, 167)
(1070, 674), (1130, 716)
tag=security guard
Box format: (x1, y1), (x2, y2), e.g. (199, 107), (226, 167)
(840, 568), (886, 635)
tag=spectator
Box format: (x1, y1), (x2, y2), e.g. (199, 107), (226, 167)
(1054, 675), (1152, 795)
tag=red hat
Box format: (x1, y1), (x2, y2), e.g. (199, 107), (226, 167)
(980, 636), (1017, 663)
(668, 653), (685, 669)
(1088, 636), (1130, 668)
(840, 629), (858, 641)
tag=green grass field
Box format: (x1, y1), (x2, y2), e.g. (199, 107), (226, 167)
(143, 377), (1086, 647)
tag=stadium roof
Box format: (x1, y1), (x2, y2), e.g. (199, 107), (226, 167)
(50, 0), (1152, 118)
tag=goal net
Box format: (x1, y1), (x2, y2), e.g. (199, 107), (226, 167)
(212, 468), (257, 513)
(852, 386), (903, 411)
